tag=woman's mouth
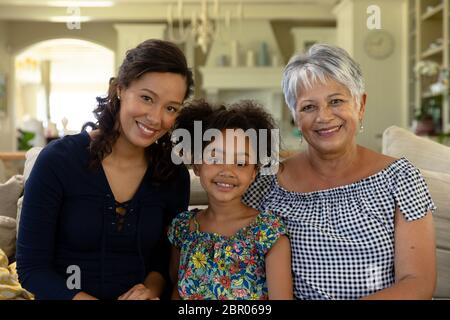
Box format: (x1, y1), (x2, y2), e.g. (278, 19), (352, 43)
(315, 125), (342, 137)
(136, 121), (159, 137)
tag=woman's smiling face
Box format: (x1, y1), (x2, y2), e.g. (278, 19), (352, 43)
(117, 72), (187, 148)
(295, 78), (366, 155)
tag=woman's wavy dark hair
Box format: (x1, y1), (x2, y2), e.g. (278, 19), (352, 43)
(173, 99), (276, 168)
(87, 39), (194, 181)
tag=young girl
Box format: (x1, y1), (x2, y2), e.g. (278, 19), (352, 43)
(168, 100), (293, 300)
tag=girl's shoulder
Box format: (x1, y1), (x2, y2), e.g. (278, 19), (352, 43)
(168, 210), (198, 247)
(172, 209), (197, 224)
(255, 210), (286, 230)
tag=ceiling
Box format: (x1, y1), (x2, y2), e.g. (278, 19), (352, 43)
(0, 0), (339, 5)
(0, 0), (339, 22)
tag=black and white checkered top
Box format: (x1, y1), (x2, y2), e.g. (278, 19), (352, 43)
(242, 157), (436, 300)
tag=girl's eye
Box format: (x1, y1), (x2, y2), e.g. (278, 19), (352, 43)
(141, 95), (153, 103)
(207, 157), (221, 164)
(236, 162), (247, 167)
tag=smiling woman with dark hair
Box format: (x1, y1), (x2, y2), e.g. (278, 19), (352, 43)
(16, 39), (194, 300)
(244, 43), (437, 300)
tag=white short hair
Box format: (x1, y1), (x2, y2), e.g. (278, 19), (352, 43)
(282, 44), (365, 117)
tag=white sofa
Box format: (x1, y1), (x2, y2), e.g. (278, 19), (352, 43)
(1, 125), (449, 299)
(382, 126), (450, 299)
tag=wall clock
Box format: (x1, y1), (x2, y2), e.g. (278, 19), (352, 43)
(364, 30), (395, 60)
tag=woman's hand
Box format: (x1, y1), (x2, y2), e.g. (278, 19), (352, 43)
(72, 292), (98, 300)
(118, 284), (159, 300)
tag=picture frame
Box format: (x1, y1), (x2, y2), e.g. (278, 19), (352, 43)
(0, 73), (6, 117)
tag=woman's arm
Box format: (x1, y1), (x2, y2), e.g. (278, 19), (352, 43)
(16, 147), (84, 300)
(362, 208), (436, 300)
(265, 235), (294, 300)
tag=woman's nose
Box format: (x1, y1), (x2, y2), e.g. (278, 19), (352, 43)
(316, 104), (334, 122)
(145, 105), (163, 128)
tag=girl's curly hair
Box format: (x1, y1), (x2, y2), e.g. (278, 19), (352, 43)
(87, 39), (194, 181)
(173, 99), (277, 167)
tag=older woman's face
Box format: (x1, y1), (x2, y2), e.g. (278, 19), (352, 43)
(295, 78), (366, 155)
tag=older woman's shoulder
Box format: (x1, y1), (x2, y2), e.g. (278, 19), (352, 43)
(360, 147), (398, 173)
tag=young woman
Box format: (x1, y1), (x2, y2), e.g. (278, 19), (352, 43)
(16, 39), (194, 300)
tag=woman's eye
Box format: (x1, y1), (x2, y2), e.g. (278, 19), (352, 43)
(166, 105), (179, 113)
(236, 162), (247, 167)
(330, 99), (343, 106)
(141, 95), (153, 103)
(301, 105), (315, 112)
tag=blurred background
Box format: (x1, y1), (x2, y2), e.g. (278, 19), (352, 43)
(0, 0), (449, 170)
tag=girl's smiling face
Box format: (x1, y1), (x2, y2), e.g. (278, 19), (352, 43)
(193, 129), (257, 204)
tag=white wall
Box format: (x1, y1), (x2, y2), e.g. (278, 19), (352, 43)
(334, 0), (408, 152)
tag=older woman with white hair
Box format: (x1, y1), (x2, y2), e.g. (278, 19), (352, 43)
(243, 44), (436, 300)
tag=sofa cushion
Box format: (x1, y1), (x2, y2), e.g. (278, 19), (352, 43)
(436, 249), (450, 299)
(23, 147), (43, 183)
(0, 216), (16, 259)
(16, 197), (23, 238)
(0, 175), (24, 220)
(421, 169), (450, 298)
(382, 126), (450, 298)
(0, 249), (34, 300)
(382, 125), (450, 175)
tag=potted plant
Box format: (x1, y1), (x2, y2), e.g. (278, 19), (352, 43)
(413, 111), (434, 136)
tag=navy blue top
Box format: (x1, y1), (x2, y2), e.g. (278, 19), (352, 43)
(16, 131), (190, 300)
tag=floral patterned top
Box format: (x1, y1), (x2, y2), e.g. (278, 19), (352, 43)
(167, 210), (288, 300)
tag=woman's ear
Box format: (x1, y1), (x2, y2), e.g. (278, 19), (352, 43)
(358, 93), (367, 118)
(116, 86), (122, 99)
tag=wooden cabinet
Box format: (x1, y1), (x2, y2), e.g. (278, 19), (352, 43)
(408, 0), (450, 134)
